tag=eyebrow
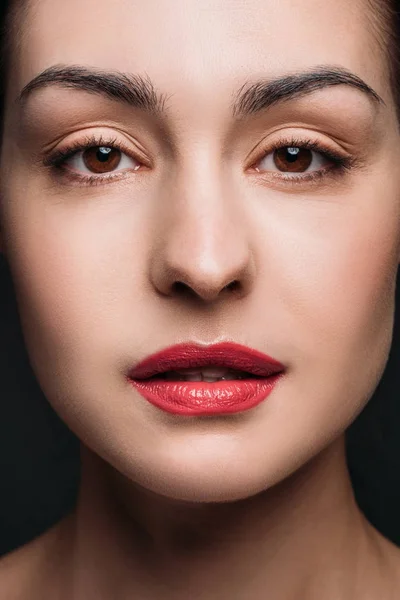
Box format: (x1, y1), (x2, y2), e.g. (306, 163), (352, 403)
(232, 66), (384, 117)
(18, 65), (169, 114)
(18, 64), (384, 119)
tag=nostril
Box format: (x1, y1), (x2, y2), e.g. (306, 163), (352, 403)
(171, 279), (241, 299)
(225, 280), (240, 292)
(173, 281), (186, 292)
(172, 281), (195, 297)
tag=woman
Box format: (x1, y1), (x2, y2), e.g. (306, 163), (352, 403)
(0, 0), (400, 597)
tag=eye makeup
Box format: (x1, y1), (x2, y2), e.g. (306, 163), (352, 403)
(41, 132), (148, 187)
(249, 135), (357, 186)
(38, 122), (364, 191)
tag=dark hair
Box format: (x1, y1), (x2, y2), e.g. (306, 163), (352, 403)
(368, 1), (400, 117)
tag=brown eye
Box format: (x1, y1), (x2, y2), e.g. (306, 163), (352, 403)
(273, 147), (313, 172)
(82, 146), (122, 173)
(63, 143), (141, 176)
(255, 144), (331, 177)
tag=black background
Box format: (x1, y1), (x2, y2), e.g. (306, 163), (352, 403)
(1, 253), (400, 557)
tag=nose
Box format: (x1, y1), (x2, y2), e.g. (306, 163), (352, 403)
(148, 170), (256, 304)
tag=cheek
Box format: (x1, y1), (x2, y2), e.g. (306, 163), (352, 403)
(250, 182), (400, 436)
(312, 208), (397, 351)
(2, 182), (155, 387)
(252, 177), (400, 354)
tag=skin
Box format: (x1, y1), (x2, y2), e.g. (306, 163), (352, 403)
(0, 0), (400, 597)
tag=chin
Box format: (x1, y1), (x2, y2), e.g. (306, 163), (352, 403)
(146, 473), (271, 503)
(101, 440), (309, 504)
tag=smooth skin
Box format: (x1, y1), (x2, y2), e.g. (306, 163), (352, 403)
(1, 0), (400, 597)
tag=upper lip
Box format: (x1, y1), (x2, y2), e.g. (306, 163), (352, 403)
(128, 341), (285, 379)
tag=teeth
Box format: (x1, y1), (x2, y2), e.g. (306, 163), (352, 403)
(175, 373), (203, 382)
(202, 374), (240, 382)
(175, 367), (233, 377)
(163, 367), (248, 382)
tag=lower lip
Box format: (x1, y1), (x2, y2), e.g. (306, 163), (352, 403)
(128, 375), (283, 416)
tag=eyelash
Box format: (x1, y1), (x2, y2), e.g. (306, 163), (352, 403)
(250, 137), (354, 185)
(43, 133), (142, 187)
(43, 133), (355, 188)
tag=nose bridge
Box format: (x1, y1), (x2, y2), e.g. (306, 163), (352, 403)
(148, 150), (256, 302)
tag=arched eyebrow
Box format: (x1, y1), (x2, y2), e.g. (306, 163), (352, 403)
(231, 66), (384, 117)
(18, 64), (384, 118)
(18, 65), (169, 114)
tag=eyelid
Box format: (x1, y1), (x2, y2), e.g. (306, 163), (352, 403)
(42, 130), (152, 169)
(246, 129), (353, 169)
(255, 146), (330, 175)
(39, 129), (154, 188)
(255, 140), (347, 171)
(241, 130), (360, 191)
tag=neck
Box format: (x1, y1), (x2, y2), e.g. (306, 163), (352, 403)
(51, 437), (396, 599)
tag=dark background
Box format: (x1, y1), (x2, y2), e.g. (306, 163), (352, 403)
(1, 252), (400, 557)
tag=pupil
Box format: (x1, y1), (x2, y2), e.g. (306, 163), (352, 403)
(273, 146), (313, 173)
(286, 147), (300, 163)
(97, 147), (113, 162)
(82, 146), (122, 173)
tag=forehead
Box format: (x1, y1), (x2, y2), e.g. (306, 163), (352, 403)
(11, 0), (385, 106)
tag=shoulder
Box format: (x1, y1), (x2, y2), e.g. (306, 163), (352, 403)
(387, 540), (400, 585)
(0, 516), (72, 600)
(0, 542), (37, 600)
(373, 531), (400, 598)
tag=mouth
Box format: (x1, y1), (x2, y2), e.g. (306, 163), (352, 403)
(149, 366), (257, 382)
(127, 342), (285, 416)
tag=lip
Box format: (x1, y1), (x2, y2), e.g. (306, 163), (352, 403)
(127, 342), (285, 416)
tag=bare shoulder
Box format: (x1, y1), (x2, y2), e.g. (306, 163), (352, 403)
(373, 530), (400, 598)
(0, 515), (73, 600)
(0, 537), (43, 600)
(385, 537), (400, 575)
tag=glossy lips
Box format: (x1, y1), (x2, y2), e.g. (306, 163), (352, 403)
(128, 342), (285, 416)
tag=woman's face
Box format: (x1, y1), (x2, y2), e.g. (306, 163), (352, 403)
(0, 0), (399, 501)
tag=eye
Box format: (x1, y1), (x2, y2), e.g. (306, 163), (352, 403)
(256, 146), (330, 175)
(65, 145), (140, 174)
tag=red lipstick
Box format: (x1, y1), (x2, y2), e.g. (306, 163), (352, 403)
(128, 342), (284, 416)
